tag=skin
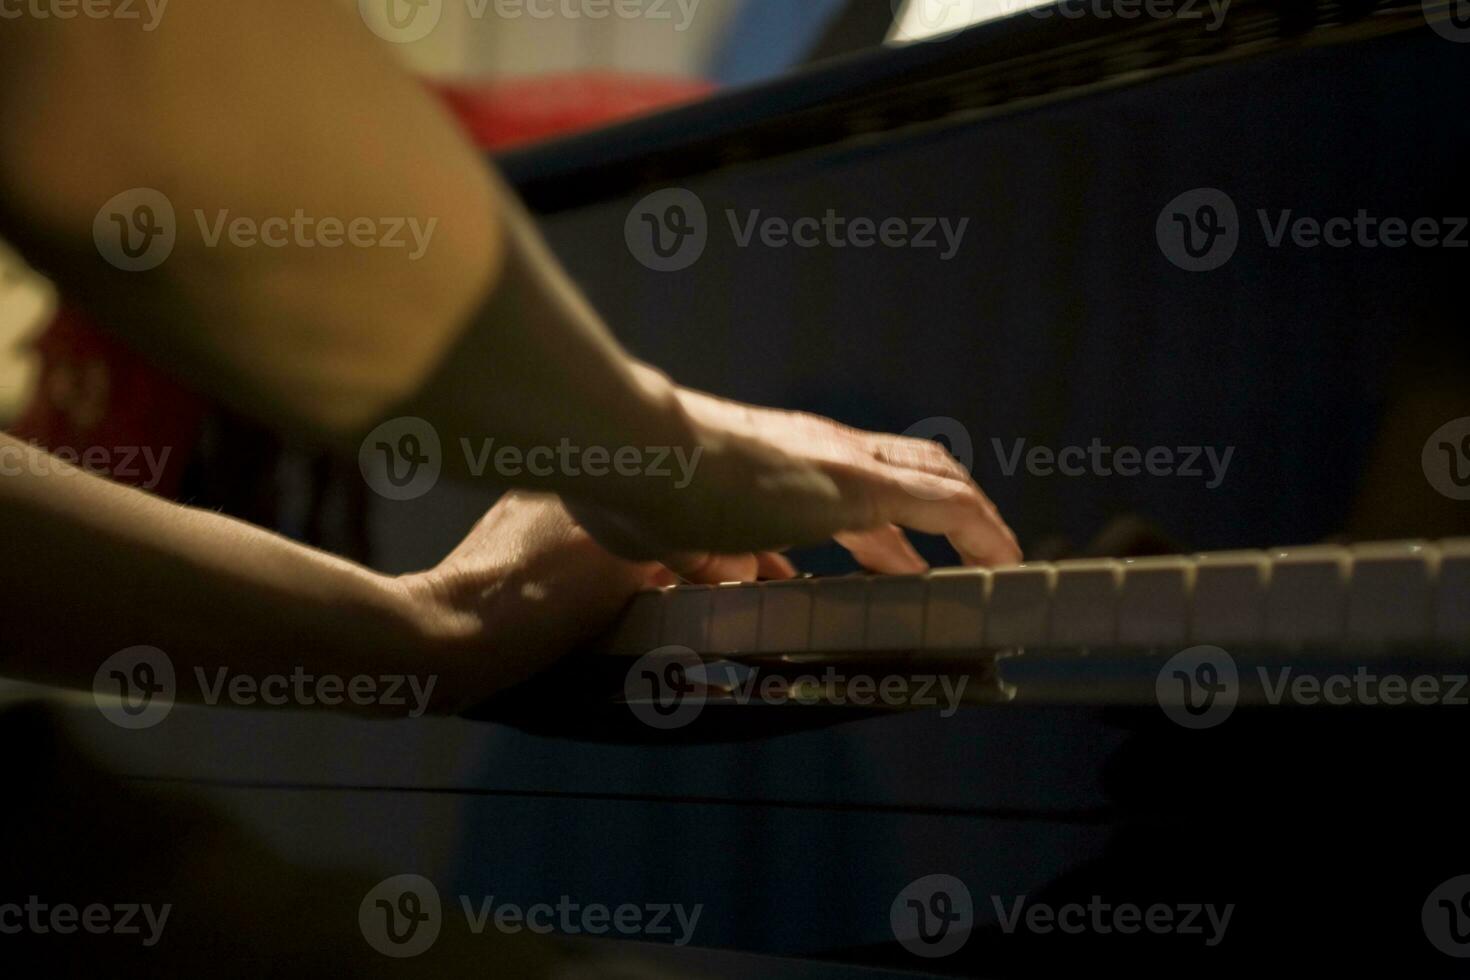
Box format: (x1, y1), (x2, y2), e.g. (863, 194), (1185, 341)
(0, 1), (1020, 709)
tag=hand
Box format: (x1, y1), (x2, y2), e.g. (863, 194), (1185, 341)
(398, 492), (792, 713)
(571, 374), (1022, 582)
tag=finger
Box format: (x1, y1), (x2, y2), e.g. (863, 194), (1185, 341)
(663, 552), (761, 585)
(834, 524), (930, 575)
(756, 551), (799, 580)
(643, 565), (680, 589)
(870, 472), (1022, 567)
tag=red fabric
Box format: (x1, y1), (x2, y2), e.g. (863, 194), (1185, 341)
(8, 73), (712, 495)
(8, 306), (204, 496)
(433, 74), (711, 150)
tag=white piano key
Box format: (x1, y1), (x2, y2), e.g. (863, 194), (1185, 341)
(922, 568), (988, 651)
(1190, 550), (1269, 645)
(1263, 545), (1351, 645)
(809, 577), (871, 652)
(984, 563), (1055, 649)
(1118, 557), (1194, 647)
(708, 583), (763, 655)
(661, 585), (713, 651)
(1436, 538), (1470, 641)
(1348, 540), (1438, 643)
(607, 590), (666, 657)
(865, 576), (927, 651)
(1049, 559), (1123, 648)
(758, 579), (814, 654)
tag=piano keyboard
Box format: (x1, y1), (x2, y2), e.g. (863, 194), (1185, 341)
(607, 539), (1470, 660)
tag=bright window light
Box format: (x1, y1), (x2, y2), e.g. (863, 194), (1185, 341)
(889, 0), (1055, 43)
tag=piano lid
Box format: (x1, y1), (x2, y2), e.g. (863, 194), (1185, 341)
(498, 0), (1433, 214)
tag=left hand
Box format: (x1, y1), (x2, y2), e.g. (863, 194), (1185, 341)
(399, 493), (793, 713)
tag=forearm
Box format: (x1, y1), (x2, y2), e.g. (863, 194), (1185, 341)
(0, 435), (448, 703)
(397, 177), (701, 509)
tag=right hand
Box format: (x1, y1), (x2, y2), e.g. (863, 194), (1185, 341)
(570, 381), (1022, 583)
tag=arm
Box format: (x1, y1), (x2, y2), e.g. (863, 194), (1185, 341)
(0, 0), (1020, 574)
(0, 433), (675, 713)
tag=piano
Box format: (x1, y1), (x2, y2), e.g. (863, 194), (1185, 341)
(20, 0), (1470, 975)
(599, 538), (1470, 712)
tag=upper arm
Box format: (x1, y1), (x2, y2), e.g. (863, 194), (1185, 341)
(0, 0), (503, 437)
